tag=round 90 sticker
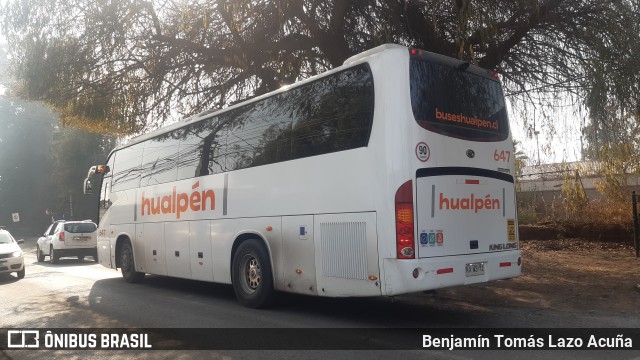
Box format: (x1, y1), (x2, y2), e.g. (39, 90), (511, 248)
(415, 142), (430, 162)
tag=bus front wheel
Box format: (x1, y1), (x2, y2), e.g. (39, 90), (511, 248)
(232, 239), (275, 308)
(119, 241), (145, 283)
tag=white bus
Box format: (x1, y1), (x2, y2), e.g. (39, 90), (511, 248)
(84, 44), (520, 308)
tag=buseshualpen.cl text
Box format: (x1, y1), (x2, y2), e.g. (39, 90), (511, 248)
(422, 334), (633, 350)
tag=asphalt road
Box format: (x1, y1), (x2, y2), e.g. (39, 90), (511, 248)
(1, 238), (638, 360)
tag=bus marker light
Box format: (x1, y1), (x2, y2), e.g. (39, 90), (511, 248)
(266, 226), (273, 231)
(465, 179), (480, 185)
(412, 268), (419, 279)
(96, 165), (110, 174)
(295, 268), (302, 274)
(436, 267), (453, 275)
(499, 262), (512, 267)
(369, 275), (378, 281)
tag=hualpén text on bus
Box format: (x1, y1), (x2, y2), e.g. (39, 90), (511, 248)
(141, 181), (215, 219)
(439, 193), (500, 213)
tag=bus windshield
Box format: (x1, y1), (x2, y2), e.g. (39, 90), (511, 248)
(410, 58), (509, 142)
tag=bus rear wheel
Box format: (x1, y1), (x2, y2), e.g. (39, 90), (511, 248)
(232, 239), (275, 308)
(119, 241), (145, 283)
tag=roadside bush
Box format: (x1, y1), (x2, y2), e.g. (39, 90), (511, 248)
(518, 198), (634, 243)
(517, 203), (539, 225)
(577, 199), (632, 227)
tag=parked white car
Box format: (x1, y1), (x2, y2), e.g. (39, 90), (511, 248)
(36, 220), (98, 263)
(0, 228), (25, 279)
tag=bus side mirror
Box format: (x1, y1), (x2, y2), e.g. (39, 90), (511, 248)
(84, 177), (93, 195)
(84, 164), (109, 195)
(86, 165), (110, 178)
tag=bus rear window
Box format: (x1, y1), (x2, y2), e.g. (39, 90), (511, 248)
(410, 58), (509, 142)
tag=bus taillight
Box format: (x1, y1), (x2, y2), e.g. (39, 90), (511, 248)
(395, 180), (415, 259)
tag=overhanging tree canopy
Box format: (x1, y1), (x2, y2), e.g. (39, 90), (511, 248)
(1, 0), (638, 148)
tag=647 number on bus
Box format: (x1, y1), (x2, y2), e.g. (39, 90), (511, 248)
(493, 149), (511, 162)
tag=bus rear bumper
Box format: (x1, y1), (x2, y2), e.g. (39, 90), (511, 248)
(382, 251), (522, 296)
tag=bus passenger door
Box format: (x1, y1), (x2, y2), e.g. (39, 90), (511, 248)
(97, 172), (113, 267)
(282, 216), (317, 295)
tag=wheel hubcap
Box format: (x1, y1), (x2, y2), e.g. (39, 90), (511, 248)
(242, 255), (261, 293)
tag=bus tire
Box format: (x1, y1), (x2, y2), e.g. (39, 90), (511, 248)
(119, 241), (145, 283)
(232, 239), (275, 308)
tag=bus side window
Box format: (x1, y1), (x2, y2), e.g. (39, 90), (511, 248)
(140, 131), (180, 186)
(223, 99), (292, 171)
(111, 143), (144, 192)
(290, 64), (374, 160)
(176, 117), (226, 180)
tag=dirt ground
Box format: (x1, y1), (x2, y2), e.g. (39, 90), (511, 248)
(434, 239), (640, 316)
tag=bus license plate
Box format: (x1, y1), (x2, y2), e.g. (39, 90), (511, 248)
(465, 262), (485, 277)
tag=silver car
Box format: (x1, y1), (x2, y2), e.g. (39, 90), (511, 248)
(0, 229), (25, 279)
